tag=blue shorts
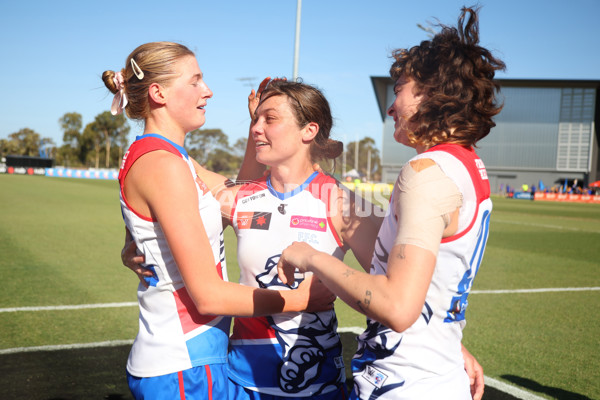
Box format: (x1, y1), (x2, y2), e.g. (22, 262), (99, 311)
(128, 364), (228, 400)
(227, 377), (348, 400)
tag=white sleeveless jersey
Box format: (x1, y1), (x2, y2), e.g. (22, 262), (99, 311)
(352, 144), (492, 399)
(228, 171), (347, 397)
(118, 134), (230, 378)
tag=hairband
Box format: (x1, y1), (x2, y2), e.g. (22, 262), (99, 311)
(130, 58), (144, 80)
(110, 72), (128, 115)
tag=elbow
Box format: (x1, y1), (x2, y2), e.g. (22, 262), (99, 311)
(379, 304), (421, 333)
(194, 300), (219, 316)
(192, 292), (224, 316)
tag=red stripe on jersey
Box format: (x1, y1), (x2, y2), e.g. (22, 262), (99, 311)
(427, 143), (490, 201)
(306, 173), (345, 248)
(118, 136), (185, 222)
(174, 286), (217, 334)
(230, 316), (277, 340)
(174, 262), (224, 333)
(424, 144), (490, 244)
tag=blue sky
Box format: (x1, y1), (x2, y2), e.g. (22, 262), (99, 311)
(1, 0), (599, 152)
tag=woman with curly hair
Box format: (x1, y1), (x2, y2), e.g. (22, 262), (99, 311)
(277, 6), (504, 399)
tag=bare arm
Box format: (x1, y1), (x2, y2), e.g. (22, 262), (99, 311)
(278, 159), (461, 331)
(462, 344), (485, 400)
(126, 150), (334, 317)
(329, 182), (384, 272)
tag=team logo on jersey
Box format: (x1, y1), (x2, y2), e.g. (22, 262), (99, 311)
(289, 215), (327, 232)
(237, 211), (272, 230)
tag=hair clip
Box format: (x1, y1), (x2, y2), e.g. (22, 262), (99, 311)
(130, 58), (145, 80)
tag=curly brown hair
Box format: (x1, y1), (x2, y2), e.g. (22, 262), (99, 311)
(390, 6), (505, 147)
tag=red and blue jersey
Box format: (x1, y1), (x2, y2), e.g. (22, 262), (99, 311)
(352, 143), (492, 399)
(119, 133), (230, 378)
(228, 171), (346, 397)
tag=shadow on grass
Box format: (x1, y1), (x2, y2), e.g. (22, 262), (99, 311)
(501, 375), (592, 400)
(0, 334), (521, 400)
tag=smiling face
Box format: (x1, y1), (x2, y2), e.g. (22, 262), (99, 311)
(164, 55), (213, 133)
(251, 94), (310, 167)
(386, 77), (423, 148)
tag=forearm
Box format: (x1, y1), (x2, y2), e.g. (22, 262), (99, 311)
(304, 252), (404, 328)
(191, 279), (305, 317)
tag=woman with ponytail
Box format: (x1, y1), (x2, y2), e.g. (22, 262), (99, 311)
(107, 43), (335, 400)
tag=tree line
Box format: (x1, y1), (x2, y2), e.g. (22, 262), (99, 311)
(0, 111), (381, 180)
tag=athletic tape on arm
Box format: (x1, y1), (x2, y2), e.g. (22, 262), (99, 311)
(393, 161), (462, 256)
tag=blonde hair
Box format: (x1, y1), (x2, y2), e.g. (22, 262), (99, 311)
(102, 42), (194, 120)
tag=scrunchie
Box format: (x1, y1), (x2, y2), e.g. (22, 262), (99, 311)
(110, 72), (128, 115)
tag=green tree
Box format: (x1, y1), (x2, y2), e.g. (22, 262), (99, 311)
(338, 137), (381, 181)
(81, 122), (102, 168)
(0, 137), (19, 157)
(205, 148), (243, 176)
(58, 112), (83, 166)
(8, 128), (41, 157)
(185, 128), (230, 165)
(93, 111), (130, 168)
(232, 137), (248, 158)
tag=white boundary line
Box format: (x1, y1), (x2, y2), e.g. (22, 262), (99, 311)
(0, 339), (134, 355)
(494, 219), (600, 234)
(484, 377), (547, 400)
(3, 287), (598, 314)
(472, 287), (600, 294)
(0, 302), (137, 313)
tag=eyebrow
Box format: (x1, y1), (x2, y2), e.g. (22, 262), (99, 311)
(256, 107), (278, 114)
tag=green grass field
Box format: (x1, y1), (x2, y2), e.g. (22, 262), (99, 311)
(0, 174), (599, 399)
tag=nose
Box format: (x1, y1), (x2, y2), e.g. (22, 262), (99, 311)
(387, 104), (394, 117)
(250, 118), (263, 136)
(204, 85), (213, 99)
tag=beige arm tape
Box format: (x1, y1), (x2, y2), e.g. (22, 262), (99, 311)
(392, 161), (463, 256)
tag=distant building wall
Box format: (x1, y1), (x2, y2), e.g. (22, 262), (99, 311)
(372, 77), (600, 191)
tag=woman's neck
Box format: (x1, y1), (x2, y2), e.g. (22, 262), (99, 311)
(144, 114), (186, 147)
(268, 161), (315, 193)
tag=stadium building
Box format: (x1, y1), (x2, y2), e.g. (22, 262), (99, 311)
(371, 77), (600, 192)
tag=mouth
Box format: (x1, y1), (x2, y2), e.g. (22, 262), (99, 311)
(255, 141), (269, 148)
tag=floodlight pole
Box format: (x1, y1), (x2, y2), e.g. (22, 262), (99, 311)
(293, 0), (302, 80)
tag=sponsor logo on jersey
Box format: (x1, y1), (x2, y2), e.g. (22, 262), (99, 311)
(297, 231), (319, 245)
(241, 192), (266, 204)
(278, 203), (287, 214)
(289, 215), (327, 232)
(237, 211), (272, 230)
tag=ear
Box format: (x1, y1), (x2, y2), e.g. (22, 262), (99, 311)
(148, 82), (167, 106)
(301, 122), (319, 143)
